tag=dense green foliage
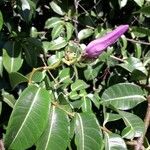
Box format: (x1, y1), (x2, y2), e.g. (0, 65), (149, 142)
(0, 0), (150, 150)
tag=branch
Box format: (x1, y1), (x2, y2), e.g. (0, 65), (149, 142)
(126, 38), (150, 46)
(135, 95), (150, 150)
(0, 140), (5, 150)
(74, 0), (79, 41)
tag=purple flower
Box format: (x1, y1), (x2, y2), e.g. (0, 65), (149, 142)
(84, 25), (129, 58)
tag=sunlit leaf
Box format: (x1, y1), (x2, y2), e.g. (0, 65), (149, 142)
(78, 28), (94, 41)
(102, 83), (146, 110)
(49, 1), (65, 16)
(105, 133), (127, 150)
(119, 111), (145, 139)
(36, 106), (69, 150)
(45, 17), (64, 29)
(75, 113), (103, 150)
(4, 85), (51, 150)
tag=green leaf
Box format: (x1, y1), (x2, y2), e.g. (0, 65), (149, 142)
(104, 133), (127, 150)
(9, 72), (28, 89)
(119, 57), (147, 80)
(28, 71), (46, 83)
(119, 111), (145, 139)
(118, 0), (128, 8)
(78, 28), (94, 41)
(138, 6), (150, 17)
(2, 90), (16, 108)
(131, 27), (150, 37)
(103, 113), (121, 126)
(58, 68), (72, 83)
(48, 37), (67, 50)
(102, 83), (146, 110)
(36, 106), (69, 150)
(51, 24), (64, 40)
(45, 17), (64, 29)
(30, 27), (38, 38)
(49, 1), (65, 16)
(0, 11), (3, 31)
(47, 55), (61, 67)
(133, 0), (144, 7)
(65, 22), (74, 40)
(0, 56), (3, 76)
(71, 80), (89, 91)
(75, 113), (103, 150)
(84, 64), (103, 80)
(81, 97), (92, 112)
(3, 41), (23, 73)
(4, 85), (51, 150)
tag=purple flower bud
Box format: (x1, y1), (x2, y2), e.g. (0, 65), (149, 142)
(84, 25), (129, 58)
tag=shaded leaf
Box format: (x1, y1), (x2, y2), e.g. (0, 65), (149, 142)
(36, 106), (69, 150)
(119, 111), (145, 139)
(3, 41), (23, 73)
(4, 85), (51, 150)
(0, 11), (3, 31)
(9, 72), (28, 89)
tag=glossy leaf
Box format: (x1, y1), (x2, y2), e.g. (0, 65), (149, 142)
(36, 106), (69, 150)
(81, 97), (92, 112)
(103, 113), (121, 126)
(71, 80), (89, 91)
(65, 22), (74, 40)
(9, 72), (28, 89)
(133, 0), (144, 7)
(105, 133), (127, 150)
(51, 24), (64, 40)
(102, 83), (146, 110)
(45, 17), (63, 29)
(2, 90), (16, 108)
(75, 113), (103, 150)
(78, 28), (94, 41)
(50, 1), (65, 16)
(58, 68), (72, 83)
(3, 41), (23, 73)
(48, 37), (67, 50)
(4, 85), (51, 150)
(119, 111), (145, 139)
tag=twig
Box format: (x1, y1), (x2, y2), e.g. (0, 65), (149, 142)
(126, 38), (150, 46)
(110, 55), (125, 62)
(0, 140), (5, 150)
(135, 95), (150, 150)
(74, 0), (79, 41)
(52, 102), (75, 117)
